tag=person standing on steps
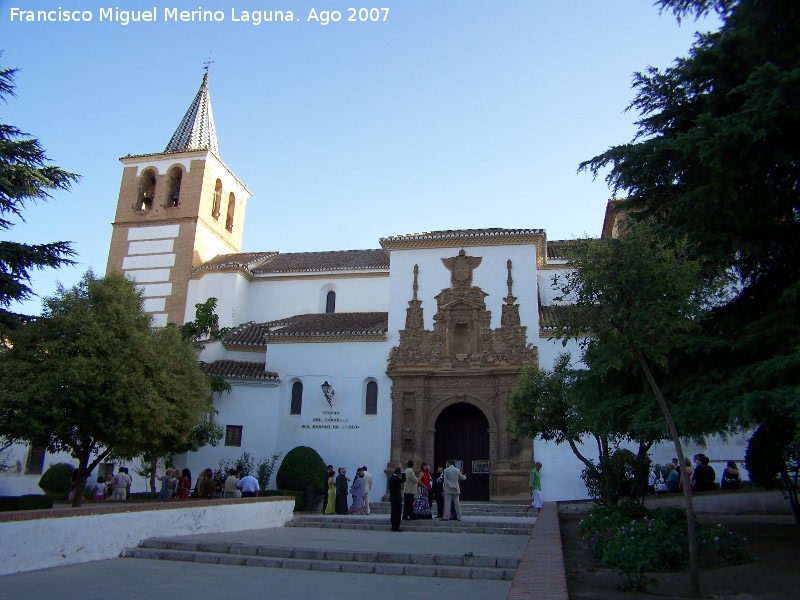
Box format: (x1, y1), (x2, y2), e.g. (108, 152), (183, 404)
(432, 466), (445, 519)
(403, 460), (418, 520)
(388, 467), (404, 531)
(523, 462), (543, 517)
(442, 459), (466, 521)
(361, 466), (373, 515)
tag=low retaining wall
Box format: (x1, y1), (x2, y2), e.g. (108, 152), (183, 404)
(557, 489), (791, 515)
(0, 497), (295, 576)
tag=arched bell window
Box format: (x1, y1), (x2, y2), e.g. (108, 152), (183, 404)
(167, 166), (182, 207)
(138, 169), (156, 211)
(212, 179), (222, 219)
(226, 192), (236, 232)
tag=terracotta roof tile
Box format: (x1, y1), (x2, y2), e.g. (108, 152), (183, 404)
(251, 250), (389, 274)
(203, 359), (279, 381)
(539, 304), (574, 331)
(192, 252), (278, 275)
(224, 312), (389, 348)
(546, 240), (574, 260)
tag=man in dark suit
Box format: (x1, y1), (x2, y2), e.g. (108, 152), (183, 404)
(432, 466), (445, 518)
(388, 467), (405, 531)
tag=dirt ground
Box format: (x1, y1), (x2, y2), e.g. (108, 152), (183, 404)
(561, 513), (800, 599)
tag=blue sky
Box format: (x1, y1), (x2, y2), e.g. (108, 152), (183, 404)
(1, 1), (719, 315)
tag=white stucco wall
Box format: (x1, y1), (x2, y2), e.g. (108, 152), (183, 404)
(0, 445), (154, 498)
(535, 434), (752, 503)
(269, 340), (392, 498)
(188, 272), (389, 329)
(0, 499), (294, 576)
(186, 379), (282, 476)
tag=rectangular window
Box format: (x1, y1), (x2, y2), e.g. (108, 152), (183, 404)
(225, 425), (243, 447)
(25, 445), (46, 475)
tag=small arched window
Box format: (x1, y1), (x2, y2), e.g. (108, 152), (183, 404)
(212, 179), (222, 219)
(325, 290), (336, 314)
(290, 381), (303, 415)
(167, 167), (182, 207)
(226, 192), (236, 232)
(138, 169), (156, 211)
(365, 381), (378, 415)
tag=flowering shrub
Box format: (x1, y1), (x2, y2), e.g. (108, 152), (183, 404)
(578, 503), (751, 591)
(697, 523), (751, 569)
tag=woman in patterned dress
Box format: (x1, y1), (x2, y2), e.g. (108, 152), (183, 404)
(157, 469), (174, 500)
(413, 463), (433, 519)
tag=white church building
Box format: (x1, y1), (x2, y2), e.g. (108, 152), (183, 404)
(1, 74), (749, 502)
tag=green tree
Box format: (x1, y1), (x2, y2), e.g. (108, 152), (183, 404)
(0, 271), (212, 506)
(509, 352), (659, 506)
(552, 220), (725, 596)
(0, 61), (79, 340)
(580, 0), (800, 429)
(135, 298), (231, 492)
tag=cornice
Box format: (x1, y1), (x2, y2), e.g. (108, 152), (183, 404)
(380, 230), (549, 268)
(264, 334), (387, 344)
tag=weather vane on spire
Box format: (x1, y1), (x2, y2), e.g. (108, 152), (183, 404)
(203, 52), (214, 75)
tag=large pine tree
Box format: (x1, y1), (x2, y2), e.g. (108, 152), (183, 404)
(0, 61), (78, 338)
(580, 0), (800, 425)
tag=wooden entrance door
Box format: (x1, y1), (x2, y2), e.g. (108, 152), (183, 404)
(434, 403), (490, 500)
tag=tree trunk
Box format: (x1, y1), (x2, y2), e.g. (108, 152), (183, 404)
(71, 445), (112, 508)
(150, 456), (158, 493)
(634, 348), (700, 598)
(779, 467), (800, 525)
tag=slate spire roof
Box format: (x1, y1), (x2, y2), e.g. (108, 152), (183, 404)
(164, 72), (220, 156)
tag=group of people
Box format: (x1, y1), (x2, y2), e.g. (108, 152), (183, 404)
(154, 465), (261, 500)
(323, 465), (374, 515)
(388, 459), (468, 531)
(321, 459), (472, 532)
(89, 467), (132, 502)
(657, 455), (741, 493)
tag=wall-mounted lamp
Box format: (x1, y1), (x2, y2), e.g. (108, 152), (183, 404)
(321, 381), (335, 407)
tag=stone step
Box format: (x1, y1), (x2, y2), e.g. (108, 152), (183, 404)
(124, 540), (517, 580)
(336, 502), (529, 517)
(288, 515), (535, 536)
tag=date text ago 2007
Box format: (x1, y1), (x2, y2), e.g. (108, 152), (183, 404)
(308, 7), (389, 26)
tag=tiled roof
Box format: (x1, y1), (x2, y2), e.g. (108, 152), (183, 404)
(203, 359), (279, 381)
(192, 252), (278, 275)
(539, 305), (574, 331)
(251, 249), (389, 274)
(164, 72), (220, 156)
(381, 228), (544, 244)
(547, 240), (573, 260)
(224, 312), (389, 348)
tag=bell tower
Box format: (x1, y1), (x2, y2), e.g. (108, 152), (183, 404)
(106, 72), (251, 326)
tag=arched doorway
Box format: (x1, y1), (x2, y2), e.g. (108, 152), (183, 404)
(434, 403), (490, 500)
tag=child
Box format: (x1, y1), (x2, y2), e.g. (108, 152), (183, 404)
(94, 476), (106, 502)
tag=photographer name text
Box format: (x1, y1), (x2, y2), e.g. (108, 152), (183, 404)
(9, 6), (390, 26)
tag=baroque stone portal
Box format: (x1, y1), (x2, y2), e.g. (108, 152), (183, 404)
(387, 250), (537, 501)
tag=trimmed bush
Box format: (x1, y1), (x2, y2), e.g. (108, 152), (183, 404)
(275, 446), (326, 510)
(38, 462), (76, 495)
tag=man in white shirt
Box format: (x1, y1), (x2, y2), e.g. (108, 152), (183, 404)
(111, 468), (132, 501)
(236, 472), (259, 497)
(361, 466), (373, 515)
